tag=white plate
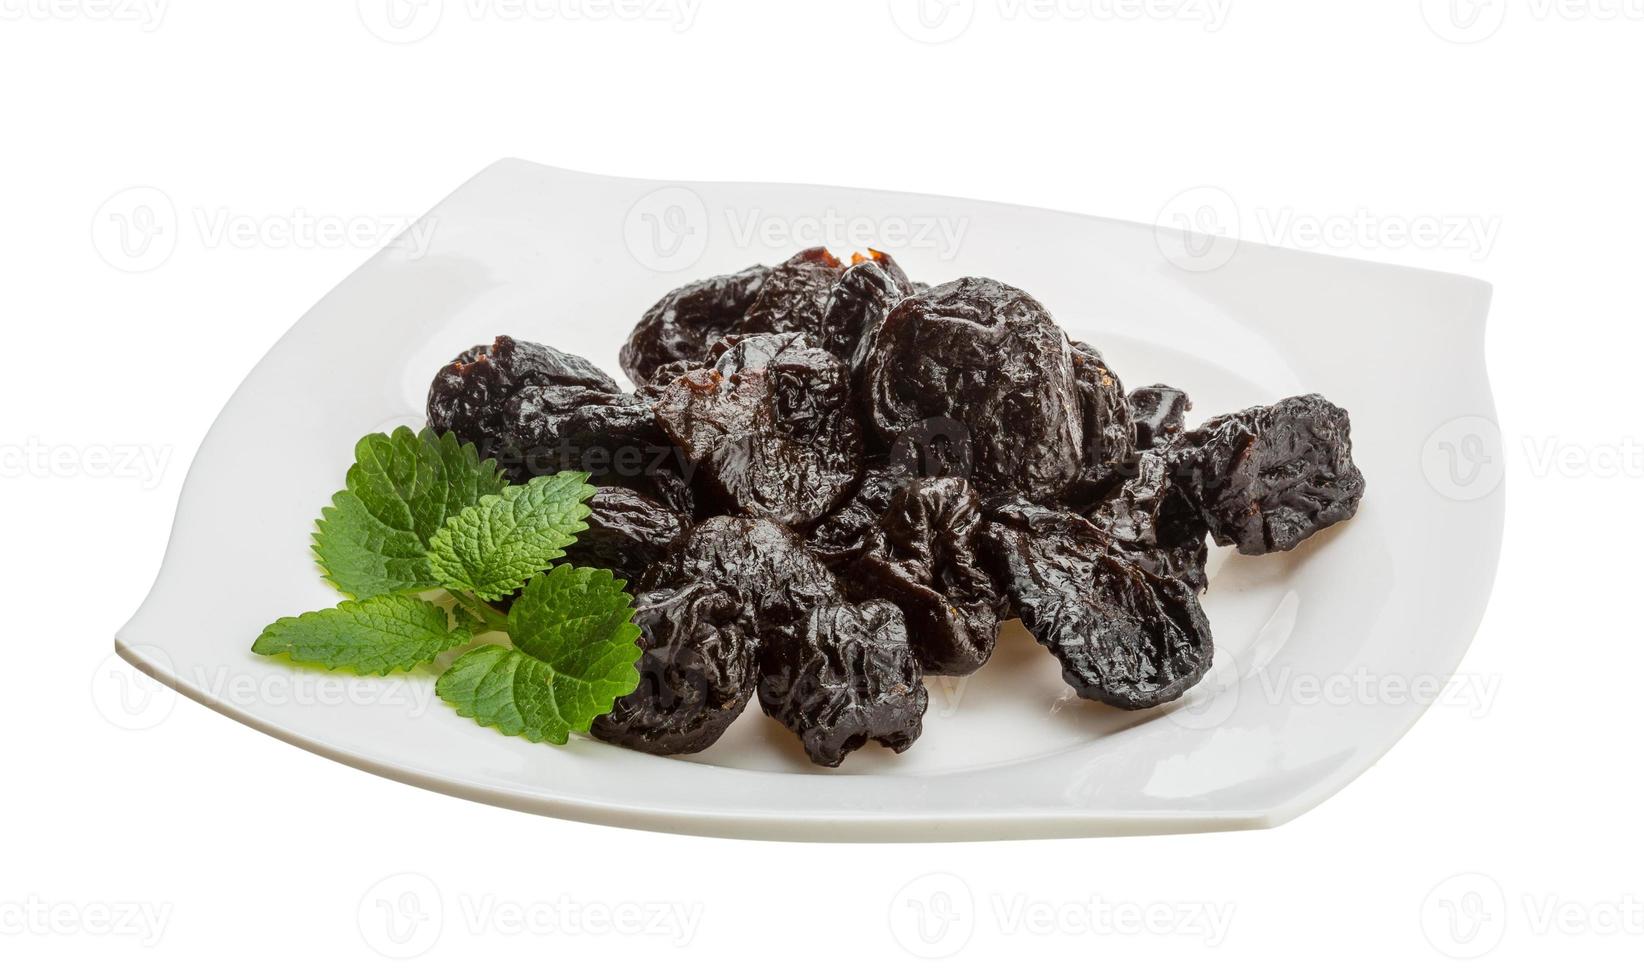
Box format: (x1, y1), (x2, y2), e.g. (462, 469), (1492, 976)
(117, 160), (1501, 841)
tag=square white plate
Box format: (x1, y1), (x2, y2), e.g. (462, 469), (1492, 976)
(117, 159), (1501, 841)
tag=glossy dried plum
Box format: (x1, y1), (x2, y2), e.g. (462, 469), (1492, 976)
(424, 335), (689, 498)
(734, 246), (844, 336)
(852, 477), (1000, 675)
(1086, 452), (1210, 592)
(1172, 394), (1366, 555)
(705, 330), (821, 374)
(806, 463), (902, 565)
(1129, 384), (1192, 450)
(501, 385), (665, 478)
(642, 516), (842, 642)
(563, 486), (689, 584)
(980, 503), (1213, 709)
(1066, 340), (1135, 502)
(639, 359), (696, 393)
(619, 264), (769, 385)
(590, 583), (755, 755)
(427, 335), (619, 450)
(819, 249), (913, 366)
(650, 333), (862, 526)
(863, 277), (1084, 502)
(757, 599), (926, 767)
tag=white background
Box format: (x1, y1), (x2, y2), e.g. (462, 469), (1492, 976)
(3, 0), (1640, 973)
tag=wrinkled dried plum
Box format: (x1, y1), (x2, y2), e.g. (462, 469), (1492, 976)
(819, 249), (913, 367)
(640, 359), (696, 392)
(619, 264), (769, 385)
(501, 385), (664, 478)
(430, 337), (680, 490)
(704, 330), (819, 374)
(1129, 384), (1192, 450)
(1066, 340), (1134, 502)
(650, 333), (862, 526)
(564, 486), (689, 584)
(1086, 452), (1210, 592)
(851, 477), (1000, 675)
(1172, 394), (1366, 555)
(734, 247), (844, 336)
(981, 502), (1213, 709)
(428, 335), (619, 450)
(757, 599), (926, 766)
(863, 277), (1084, 501)
(806, 463), (902, 565)
(642, 516), (842, 643)
(425, 335), (689, 500)
(590, 583), (755, 755)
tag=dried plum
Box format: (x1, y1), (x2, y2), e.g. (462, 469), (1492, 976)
(757, 599), (927, 767)
(1172, 394), (1366, 555)
(1129, 384), (1192, 450)
(980, 503), (1213, 709)
(734, 247), (844, 336)
(863, 277), (1084, 502)
(806, 463), (902, 565)
(883, 415), (976, 485)
(590, 583), (755, 755)
(428, 335), (619, 450)
(425, 335), (689, 502)
(1086, 452), (1210, 592)
(819, 249), (913, 366)
(564, 486), (689, 584)
(703, 330), (819, 374)
(650, 333), (862, 526)
(1066, 340), (1134, 502)
(851, 477), (1000, 675)
(641, 516), (842, 643)
(619, 264), (769, 385)
(501, 385), (665, 479)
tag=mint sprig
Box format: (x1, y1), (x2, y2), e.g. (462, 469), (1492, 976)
(255, 428), (643, 747)
(438, 568), (642, 744)
(428, 471), (595, 601)
(313, 427), (507, 598)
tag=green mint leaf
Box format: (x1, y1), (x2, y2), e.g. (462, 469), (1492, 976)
(426, 472), (596, 601)
(312, 427), (508, 599)
(436, 565), (641, 744)
(252, 594), (471, 675)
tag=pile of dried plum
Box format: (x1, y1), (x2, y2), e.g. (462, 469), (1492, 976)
(426, 247), (1366, 767)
